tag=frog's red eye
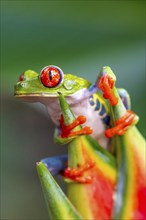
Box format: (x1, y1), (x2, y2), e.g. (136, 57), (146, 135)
(19, 73), (24, 81)
(40, 66), (64, 88)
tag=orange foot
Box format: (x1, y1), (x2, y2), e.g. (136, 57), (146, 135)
(60, 114), (93, 138)
(62, 161), (95, 183)
(105, 110), (137, 138)
(98, 74), (118, 106)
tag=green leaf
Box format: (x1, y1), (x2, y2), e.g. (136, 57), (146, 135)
(37, 162), (83, 220)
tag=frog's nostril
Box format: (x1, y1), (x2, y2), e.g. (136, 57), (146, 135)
(19, 73), (24, 82)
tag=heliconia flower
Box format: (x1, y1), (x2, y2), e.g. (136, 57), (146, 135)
(37, 93), (117, 220)
(37, 67), (146, 220)
(97, 67), (146, 220)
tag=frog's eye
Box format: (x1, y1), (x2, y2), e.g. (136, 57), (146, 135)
(19, 73), (24, 81)
(40, 66), (64, 88)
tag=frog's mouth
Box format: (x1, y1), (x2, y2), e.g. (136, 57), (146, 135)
(14, 87), (91, 106)
(15, 92), (59, 97)
(14, 92), (61, 103)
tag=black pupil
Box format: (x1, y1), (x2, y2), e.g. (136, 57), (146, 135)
(48, 70), (52, 80)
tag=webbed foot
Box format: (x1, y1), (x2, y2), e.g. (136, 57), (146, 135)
(62, 161), (95, 183)
(105, 110), (139, 138)
(60, 114), (93, 138)
(98, 70), (118, 106)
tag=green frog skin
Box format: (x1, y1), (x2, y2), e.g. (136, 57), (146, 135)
(15, 65), (130, 149)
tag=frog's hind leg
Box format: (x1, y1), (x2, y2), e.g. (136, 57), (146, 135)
(41, 154), (68, 176)
(41, 154), (95, 183)
(62, 161), (95, 184)
(37, 161), (84, 219)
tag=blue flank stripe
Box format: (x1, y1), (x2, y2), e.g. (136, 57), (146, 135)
(103, 115), (110, 125)
(89, 95), (95, 106)
(99, 104), (106, 116)
(88, 94), (110, 126)
(98, 103), (110, 126)
(95, 99), (101, 111)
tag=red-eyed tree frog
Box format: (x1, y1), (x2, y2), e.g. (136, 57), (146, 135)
(14, 66), (146, 220)
(15, 65), (130, 148)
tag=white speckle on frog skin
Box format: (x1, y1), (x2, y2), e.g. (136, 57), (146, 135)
(63, 80), (76, 90)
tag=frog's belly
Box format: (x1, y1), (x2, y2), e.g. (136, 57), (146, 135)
(69, 99), (109, 149)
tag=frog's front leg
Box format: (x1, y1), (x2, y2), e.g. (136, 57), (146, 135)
(54, 114), (95, 183)
(54, 116), (93, 145)
(54, 94), (95, 184)
(96, 68), (131, 109)
(59, 114), (93, 138)
(55, 93), (93, 145)
(97, 66), (138, 137)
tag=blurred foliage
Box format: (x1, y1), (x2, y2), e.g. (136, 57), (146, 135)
(1, 1), (145, 220)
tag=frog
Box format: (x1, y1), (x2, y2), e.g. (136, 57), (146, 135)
(15, 65), (130, 149)
(14, 66), (145, 220)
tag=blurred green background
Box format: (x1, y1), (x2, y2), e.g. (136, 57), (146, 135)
(1, 1), (145, 219)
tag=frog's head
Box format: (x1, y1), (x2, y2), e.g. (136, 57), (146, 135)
(14, 65), (91, 101)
